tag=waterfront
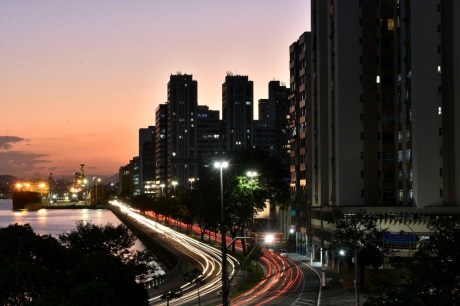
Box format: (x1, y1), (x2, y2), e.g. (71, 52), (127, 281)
(0, 200), (144, 251)
(0, 208), (119, 236)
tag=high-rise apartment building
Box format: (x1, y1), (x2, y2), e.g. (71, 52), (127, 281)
(222, 74), (254, 151)
(309, 0), (459, 209)
(167, 74), (198, 190)
(255, 81), (291, 166)
(155, 104), (168, 194)
(269, 81), (291, 167)
(139, 126), (156, 195)
(196, 105), (224, 168)
(289, 32), (311, 239)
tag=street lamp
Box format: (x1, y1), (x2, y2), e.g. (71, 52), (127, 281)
(246, 171), (257, 179)
(189, 177), (196, 189)
(246, 171), (258, 233)
(214, 160), (229, 306)
(338, 249), (345, 273)
(172, 181), (178, 194)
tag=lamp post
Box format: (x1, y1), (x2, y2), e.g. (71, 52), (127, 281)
(214, 160), (229, 306)
(189, 177), (195, 189)
(172, 181), (178, 194)
(246, 170), (257, 234)
(338, 249), (345, 273)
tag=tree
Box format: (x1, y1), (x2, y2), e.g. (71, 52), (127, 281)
(330, 210), (387, 289)
(220, 149), (290, 253)
(408, 216), (460, 305)
(59, 221), (157, 283)
(0, 223), (149, 306)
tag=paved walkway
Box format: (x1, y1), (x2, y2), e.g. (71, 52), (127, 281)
(287, 253), (363, 306)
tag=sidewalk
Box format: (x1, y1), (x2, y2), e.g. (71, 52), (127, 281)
(288, 253), (363, 306)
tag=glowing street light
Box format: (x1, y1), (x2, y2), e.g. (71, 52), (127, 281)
(264, 234), (274, 244)
(172, 181), (178, 194)
(188, 177), (196, 189)
(214, 160), (229, 306)
(246, 171), (258, 179)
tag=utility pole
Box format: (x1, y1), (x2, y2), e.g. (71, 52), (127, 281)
(354, 217), (360, 306)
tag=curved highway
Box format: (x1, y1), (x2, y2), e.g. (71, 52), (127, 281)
(110, 201), (239, 305)
(110, 201), (320, 305)
(231, 251), (320, 306)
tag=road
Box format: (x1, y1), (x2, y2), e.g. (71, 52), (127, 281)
(231, 251), (320, 306)
(111, 201), (239, 305)
(110, 201), (320, 305)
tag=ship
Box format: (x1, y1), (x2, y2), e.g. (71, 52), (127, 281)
(12, 179), (49, 210)
(12, 191), (47, 210)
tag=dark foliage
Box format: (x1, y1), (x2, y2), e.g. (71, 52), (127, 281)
(0, 223), (149, 306)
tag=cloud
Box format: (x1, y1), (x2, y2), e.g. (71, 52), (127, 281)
(0, 151), (51, 177)
(0, 136), (25, 150)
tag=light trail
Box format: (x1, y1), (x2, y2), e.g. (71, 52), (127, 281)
(109, 200), (239, 306)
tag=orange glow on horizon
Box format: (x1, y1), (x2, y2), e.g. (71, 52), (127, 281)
(0, 1), (311, 178)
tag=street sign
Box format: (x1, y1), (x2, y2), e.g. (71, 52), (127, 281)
(383, 233), (417, 250)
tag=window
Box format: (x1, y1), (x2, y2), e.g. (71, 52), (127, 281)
(387, 19), (395, 30)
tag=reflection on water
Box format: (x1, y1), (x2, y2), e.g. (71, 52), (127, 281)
(0, 207), (164, 273)
(2, 208), (123, 236)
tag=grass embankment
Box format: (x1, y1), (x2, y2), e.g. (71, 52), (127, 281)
(230, 260), (266, 297)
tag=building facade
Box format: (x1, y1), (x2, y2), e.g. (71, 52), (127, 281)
(167, 74), (199, 191)
(222, 74), (254, 151)
(289, 32), (312, 243)
(154, 104), (168, 194)
(299, 1), (460, 256)
(196, 105), (224, 168)
(139, 126), (156, 195)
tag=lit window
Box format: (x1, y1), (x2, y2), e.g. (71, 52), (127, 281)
(438, 106), (442, 115)
(246, 101), (251, 105)
(387, 19), (395, 30)
(172, 152), (176, 156)
(376, 76), (380, 83)
(438, 66), (441, 74)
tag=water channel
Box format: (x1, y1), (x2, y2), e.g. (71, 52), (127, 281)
(0, 199), (143, 249)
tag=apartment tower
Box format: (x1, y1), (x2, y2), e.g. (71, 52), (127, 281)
(222, 74), (254, 151)
(310, 0), (460, 209)
(167, 74), (198, 190)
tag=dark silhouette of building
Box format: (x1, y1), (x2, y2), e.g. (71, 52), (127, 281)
(167, 73), (199, 191)
(222, 74), (254, 151)
(139, 126), (155, 195)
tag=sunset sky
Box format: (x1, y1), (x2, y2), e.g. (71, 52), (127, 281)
(1, 0), (310, 179)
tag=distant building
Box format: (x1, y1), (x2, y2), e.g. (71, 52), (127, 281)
(118, 156), (139, 197)
(196, 105), (224, 168)
(139, 126), (155, 195)
(267, 81), (291, 166)
(155, 104), (168, 194)
(167, 73), (199, 191)
(253, 119), (276, 155)
(222, 74), (254, 151)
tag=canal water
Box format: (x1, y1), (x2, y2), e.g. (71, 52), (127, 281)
(0, 199), (141, 248)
